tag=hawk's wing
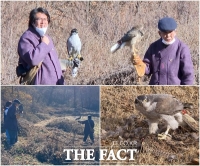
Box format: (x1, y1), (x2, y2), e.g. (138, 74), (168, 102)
(120, 29), (136, 43)
(66, 37), (72, 55)
(151, 94), (184, 115)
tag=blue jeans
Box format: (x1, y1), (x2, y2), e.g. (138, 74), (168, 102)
(8, 130), (18, 146)
(5, 130), (10, 144)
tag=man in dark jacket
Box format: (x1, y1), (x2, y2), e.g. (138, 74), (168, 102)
(78, 115), (95, 144)
(3, 101), (12, 144)
(4, 99), (21, 146)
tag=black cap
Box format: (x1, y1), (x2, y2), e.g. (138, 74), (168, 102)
(158, 17), (177, 32)
(13, 99), (21, 104)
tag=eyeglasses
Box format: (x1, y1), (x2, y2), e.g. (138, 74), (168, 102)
(35, 18), (48, 22)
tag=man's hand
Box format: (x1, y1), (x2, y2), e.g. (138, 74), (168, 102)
(41, 36), (50, 45)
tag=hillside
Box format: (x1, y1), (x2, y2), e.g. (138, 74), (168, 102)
(1, 86), (100, 165)
(1, 1), (199, 85)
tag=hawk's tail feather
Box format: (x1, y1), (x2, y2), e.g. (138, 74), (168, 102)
(111, 43), (120, 53)
(119, 42), (126, 49)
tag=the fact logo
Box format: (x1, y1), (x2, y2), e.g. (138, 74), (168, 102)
(63, 141), (138, 161)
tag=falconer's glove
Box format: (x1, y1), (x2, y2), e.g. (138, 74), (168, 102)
(132, 55), (146, 77)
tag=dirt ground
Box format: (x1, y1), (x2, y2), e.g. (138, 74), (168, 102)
(1, 108), (100, 165)
(1, 1), (199, 85)
(100, 86), (199, 165)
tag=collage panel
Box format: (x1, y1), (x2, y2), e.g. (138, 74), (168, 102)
(1, 86), (100, 165)
(1, 0), (199, 166)
(100, 86), (199, 165)
(1, 1), (199, 85)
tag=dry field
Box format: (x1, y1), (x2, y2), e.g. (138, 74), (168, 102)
(100, 86), (199, 165)
(1, 1), (199, 85)
(1, 107), (100, 165)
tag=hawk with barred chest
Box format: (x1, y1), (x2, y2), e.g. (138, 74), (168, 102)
(111, 25), (144, 54)
(134, 94), (197, 140)
(67, 28), (82, 59)
(110, 26), (146, 78)
(66, 28), (83, 77)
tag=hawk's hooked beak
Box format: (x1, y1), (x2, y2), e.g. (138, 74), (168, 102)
(135, 97), (141, 104)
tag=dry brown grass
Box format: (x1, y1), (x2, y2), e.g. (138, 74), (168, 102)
(1, 109), (100, 165)
(1, 1), (199, 85)
(100, 86), (199, 165)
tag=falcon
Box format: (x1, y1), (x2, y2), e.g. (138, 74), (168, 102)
(67, 28), (83, 77)
(110, 25), (144, 54)
(134, 94), (198, 140)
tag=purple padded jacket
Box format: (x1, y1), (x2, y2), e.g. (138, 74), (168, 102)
(18, 27), (64, 85)
(143, 37), (194, 85)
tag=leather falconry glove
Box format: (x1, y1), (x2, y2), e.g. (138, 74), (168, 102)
(132, 54), (146, 77)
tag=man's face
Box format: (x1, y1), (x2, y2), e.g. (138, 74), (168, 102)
(34, 12), (48, 28)
(158, 30), (176, 42)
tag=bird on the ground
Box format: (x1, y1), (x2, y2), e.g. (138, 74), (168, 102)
(134, 94), (197, 140)
(111, 25), (144, 54)
(75, 116), (81, 120)
(66, 28), (83, 77)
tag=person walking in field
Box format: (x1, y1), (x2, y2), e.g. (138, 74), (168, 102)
(3, 101), (12, 144)
(18, 7), (64, 85)
(78, 115), (95, 144)
(4, 99), (21, 146)
(133, 17), (194, 85)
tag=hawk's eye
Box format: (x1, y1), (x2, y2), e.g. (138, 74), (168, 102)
(144, 96), (148, 102)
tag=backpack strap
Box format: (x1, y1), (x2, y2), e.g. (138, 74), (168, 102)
(20, 62), (42, 85)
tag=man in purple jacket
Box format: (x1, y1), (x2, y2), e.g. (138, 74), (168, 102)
(18, 7), (64, 85)
(134, 17), (194, 85)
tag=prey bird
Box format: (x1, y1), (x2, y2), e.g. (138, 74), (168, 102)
(111, 25), (144, 54)
(135, 94), (198, 140)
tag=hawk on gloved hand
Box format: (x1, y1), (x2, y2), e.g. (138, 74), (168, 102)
(135, 94), (198, 140)
(111, 25), (144, 54)
(66, 28), (83, 77)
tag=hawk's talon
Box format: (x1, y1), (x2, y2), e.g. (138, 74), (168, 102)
(68, 57), (73, 61)
(77, 54), (82, 59)
(158, 133), (172, 140)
